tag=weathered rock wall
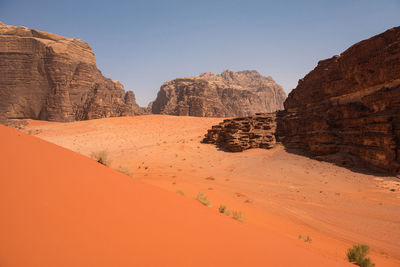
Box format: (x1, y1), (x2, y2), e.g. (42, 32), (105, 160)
(0, 22), (143, 122)
(278, 26), (400, 173)
(152, 70), (286, 117)
(203, 26), (400, 174)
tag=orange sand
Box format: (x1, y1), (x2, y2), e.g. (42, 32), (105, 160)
(18, 114), (400, 266)
(0, 124), (351, 266)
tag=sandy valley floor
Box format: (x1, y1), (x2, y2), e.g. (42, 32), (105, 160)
(24, 115), (400, 266)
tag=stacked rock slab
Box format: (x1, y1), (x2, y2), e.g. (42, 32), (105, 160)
(202, 113), (277, 152)
(278, 26), (400, 173)
(0, 22), (143, 122)
(152, 70), (286, 117)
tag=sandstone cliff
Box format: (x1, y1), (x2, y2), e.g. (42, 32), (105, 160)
(278, 26), (400, 173)
(203, 26), (400, 174)
(0, 22), (143, 122)
(151, 70), (286, 117)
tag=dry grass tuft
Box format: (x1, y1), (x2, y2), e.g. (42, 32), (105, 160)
(115, 166), (133, 177)
(231, 210), (245, 222)
(176, 189), (185, 195)
(91, 151), (111, 166)
(218, 205), (231, 216)
(196, 192), (212, 207)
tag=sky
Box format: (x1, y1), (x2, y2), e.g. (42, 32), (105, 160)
(1, 0), (399, 106)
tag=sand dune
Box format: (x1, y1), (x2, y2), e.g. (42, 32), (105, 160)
(10, 114), (400, 266)
(0, 124), (352, 266)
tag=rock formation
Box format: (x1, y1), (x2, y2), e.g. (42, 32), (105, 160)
(203, 26), (400, 173)
(202, 113), (277, 152)
(278, 26), (400, 173)
(151, 70), (286, 117)
(0, 22), (144, 122)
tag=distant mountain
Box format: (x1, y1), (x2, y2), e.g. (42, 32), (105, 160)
(151, 70), (286, 117)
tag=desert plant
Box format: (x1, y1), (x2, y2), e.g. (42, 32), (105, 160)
(196, 192), (211, 207)
(91, 151), (111, 166)
(231, 210), (244, 222)
(304, 236), (312, 243)
(298, 234), (312, 243)
(218, 205), (231, 216)
(347, 244), (375, 267)
(218, 205), (226, 213)
(115, 166), (133, 177)
(176, 189), (185, 195)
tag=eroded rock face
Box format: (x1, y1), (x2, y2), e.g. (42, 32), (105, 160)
(0, 22), (144, 122)
(202, 27), (400, 173)
(152, 70), (286, 117)
(202, 113), (277, 152)
(279, 26), (400, 173)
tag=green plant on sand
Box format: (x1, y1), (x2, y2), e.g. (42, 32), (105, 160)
(347, 244), (375, 267)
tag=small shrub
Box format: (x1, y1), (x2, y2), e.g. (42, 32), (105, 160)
(218, 205), (227, 213)
(232, 210), (244, 222)
(91, 151), (111, 166)
(176, 189), (185, 195)
(115, 166), (133, 177)
(298, 234), (312, 243)
(347, 244), (375, 267)
(196, 192), (211, 207)
(218, 205), (231, 216)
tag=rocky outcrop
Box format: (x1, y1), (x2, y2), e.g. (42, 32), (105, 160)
(152, 70), (286, 117)
(203, 26), (400, 174)
(278, 26), (400, 173)
(202, 113), (277, 152)
(0, 22), (144, 122)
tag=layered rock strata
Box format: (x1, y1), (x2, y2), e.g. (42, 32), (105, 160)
(202, 113), (277, 152)
(0, 22), (143, 122)
(278, 26), (400, 173)
(203, 26), (400, 173)
(152, 70), (286, 117)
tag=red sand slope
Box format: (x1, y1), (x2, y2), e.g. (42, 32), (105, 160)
(0, 125), (350, 267)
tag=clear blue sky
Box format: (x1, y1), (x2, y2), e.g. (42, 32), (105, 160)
(1, 0), (399, 106)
